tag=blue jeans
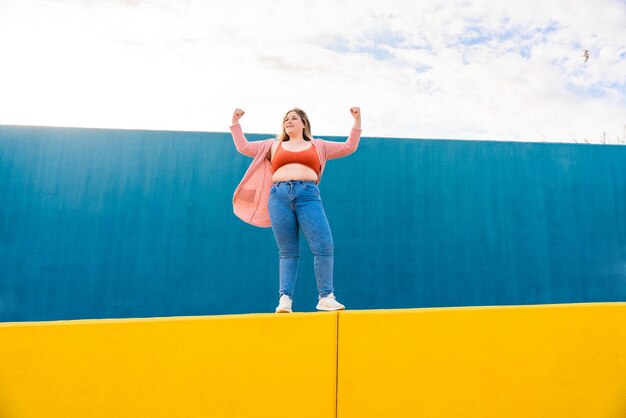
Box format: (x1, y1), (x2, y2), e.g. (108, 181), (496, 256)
(268, 180), (334, 299)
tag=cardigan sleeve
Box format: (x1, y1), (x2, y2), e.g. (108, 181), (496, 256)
(230, 124), (265, 157)
(321, 128), (362, 160)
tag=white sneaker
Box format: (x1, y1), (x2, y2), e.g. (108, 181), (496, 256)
(275, 295), (293, 313)
(316, 293), (345, 311)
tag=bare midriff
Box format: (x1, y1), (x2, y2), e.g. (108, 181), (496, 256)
(271, 164), (318, 182)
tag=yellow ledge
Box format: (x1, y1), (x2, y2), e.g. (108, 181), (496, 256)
(1, 303), (625, 418)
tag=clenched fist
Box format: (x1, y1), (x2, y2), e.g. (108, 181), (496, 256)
(350, 107), (361, 130)
(232, 108), (245, 125)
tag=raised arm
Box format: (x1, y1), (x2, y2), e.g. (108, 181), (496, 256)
(230, 108), (263, 157)
(324, 107), (362, 160)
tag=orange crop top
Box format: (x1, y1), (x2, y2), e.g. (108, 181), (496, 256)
(271, 141), (321, 175)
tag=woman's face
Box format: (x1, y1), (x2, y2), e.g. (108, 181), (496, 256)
(284, 111), (305, 138)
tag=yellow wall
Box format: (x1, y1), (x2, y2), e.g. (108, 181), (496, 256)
(0, 313), (338, 418)
(338, 303), (626, 418)
(2, 303), (626, 418)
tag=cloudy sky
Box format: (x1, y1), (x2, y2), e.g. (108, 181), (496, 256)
(1, 0), (625, 143)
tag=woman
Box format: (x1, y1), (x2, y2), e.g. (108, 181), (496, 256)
(230, 107), (361, 313)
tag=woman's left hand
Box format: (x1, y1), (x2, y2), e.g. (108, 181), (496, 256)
(350, 107), (361, 130)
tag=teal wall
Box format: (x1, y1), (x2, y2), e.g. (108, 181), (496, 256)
(1, 125), (625, 321)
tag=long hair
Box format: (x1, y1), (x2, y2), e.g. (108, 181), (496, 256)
(277, 108), (313, 142)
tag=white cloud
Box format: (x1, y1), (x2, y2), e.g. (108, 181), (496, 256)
(0, 0), (625, 143)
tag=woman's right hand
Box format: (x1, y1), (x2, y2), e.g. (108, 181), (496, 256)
(232, 108), (245, 126)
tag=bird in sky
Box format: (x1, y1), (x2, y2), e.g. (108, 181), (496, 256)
(582, 50), (590, 63)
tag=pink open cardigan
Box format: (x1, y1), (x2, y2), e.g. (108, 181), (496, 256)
(230, 124), (362, 227)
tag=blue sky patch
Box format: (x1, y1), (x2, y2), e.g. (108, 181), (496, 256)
(566, 81), (625, 100)
(457, 20), (558, 51)
(325, 30), (407, 61)
(355, 45), (394, 60)
(366, 28), (406, 48)
(325, 40), (394, 61)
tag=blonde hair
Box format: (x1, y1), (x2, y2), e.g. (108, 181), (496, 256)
(278, 108), (313, 142)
